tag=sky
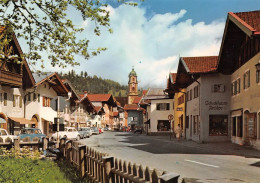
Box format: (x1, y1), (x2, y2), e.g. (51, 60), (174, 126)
(40, 0), (260, 89)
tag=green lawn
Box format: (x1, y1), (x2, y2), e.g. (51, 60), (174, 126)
(0, 148), (89, 183)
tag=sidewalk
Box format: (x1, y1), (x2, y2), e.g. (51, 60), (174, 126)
(145, 134), (260, 158)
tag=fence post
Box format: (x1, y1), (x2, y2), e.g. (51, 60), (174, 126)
(14, 138), (20, 152)
(159, 173), (180, 183)
(42, 137), (48, 151)
(78, 145), (86, 178)
(103, 156), (114, 183)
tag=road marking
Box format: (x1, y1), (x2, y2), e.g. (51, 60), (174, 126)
(184, 159), (219, 168)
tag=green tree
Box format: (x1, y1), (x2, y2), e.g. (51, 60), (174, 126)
(0, 0), (141, 70)
(84, 71), (88, 78)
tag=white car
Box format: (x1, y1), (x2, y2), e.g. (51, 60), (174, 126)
(51, 127), (80, 141)
(0, 128), (18, 143)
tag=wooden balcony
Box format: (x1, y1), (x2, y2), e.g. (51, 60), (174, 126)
(0, 70), (22, 87)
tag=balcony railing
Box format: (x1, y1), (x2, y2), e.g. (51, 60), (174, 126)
(0, 70), (22, 87)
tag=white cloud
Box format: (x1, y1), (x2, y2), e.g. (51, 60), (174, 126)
(50, 4), (225, 89)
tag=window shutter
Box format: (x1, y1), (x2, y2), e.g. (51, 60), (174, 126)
(4, 93), (7, 106)
(43, 96), (45, 106)
(19, 96), (22, 108)
(243, 73), (246, 89)
(248, 70), (250, 87)
(13, 95), (16, 107)
(38, 94), (40, 102)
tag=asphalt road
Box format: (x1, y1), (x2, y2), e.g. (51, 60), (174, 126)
(80, 131), (260, 183)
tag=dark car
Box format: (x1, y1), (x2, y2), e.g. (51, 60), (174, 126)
(134, 126), (143, 133)
(19, 128), (46, 142)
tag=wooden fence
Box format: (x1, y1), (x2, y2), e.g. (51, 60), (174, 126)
(59, 139), (180, 183)
(0, 137), (49, 151)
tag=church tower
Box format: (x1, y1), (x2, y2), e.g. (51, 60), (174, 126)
(128, 67), (138, 104)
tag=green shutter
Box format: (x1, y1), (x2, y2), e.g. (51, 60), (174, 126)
(13, 95), (15, 107)
(19, 96), (22, 108)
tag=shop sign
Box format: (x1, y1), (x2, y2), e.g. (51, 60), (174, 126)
(205, 100), (228, 110)
(176, 107), (183, 111)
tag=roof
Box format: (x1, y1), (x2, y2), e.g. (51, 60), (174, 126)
(94, 106), (102, 113)
(88, 94), (113, 102)
(170, 73), (177, 84)
(143, 88), (169, 100)
(113, 112), (119, 116)
(124, 104), (145, 111)
(115, 97), (128, 107)
(62, 79), (80, 100)
(33, 72), (68, 96)
(181, 56), (218, 74)
(231, 10), (260, 35)
(132, 97), (142, 104)
(129, 68), (137, 77)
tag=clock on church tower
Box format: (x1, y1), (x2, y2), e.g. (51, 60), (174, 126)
(128, 67), (138, 104)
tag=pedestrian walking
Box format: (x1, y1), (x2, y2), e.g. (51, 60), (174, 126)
(175, 124), (182, 140)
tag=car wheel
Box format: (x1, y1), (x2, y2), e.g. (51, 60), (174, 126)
(76, 135), (80, 141)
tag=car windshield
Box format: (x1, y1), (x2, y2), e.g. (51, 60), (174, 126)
(20, 129), (42, 134)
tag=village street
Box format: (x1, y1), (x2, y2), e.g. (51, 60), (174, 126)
(80, 132), (260, 183)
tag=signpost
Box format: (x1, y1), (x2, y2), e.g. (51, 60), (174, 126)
(51, 96), (66, 147)
(168, 114), (174, 140)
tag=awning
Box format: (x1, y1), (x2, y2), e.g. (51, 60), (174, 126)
(9, 117), (36, 125)
(144, 119), (150, 124)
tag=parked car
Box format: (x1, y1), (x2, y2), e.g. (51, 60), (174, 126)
(51, 127), (80, 141)
(91, 127), (99, 135)
(134, 126), (143, 134)
(78, 127), (91, 138)
(104, 127), (108, 131)
(19, 128), (46, 142)
(0, 128), (18, 143)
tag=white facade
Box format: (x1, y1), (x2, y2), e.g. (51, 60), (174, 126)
(147, 98), (174, 135)
(186, 73), (231, 142)
(25, 81), (59, 135)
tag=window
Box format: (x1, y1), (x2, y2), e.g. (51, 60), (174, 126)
(133, 117), (138, 121)
(186, 91), (190, 101)
(28, 93), (31, 101)
(178, 95), (184, 105)
(256, 69), (260, 83)
(38, 94), (40, 102)
(243, 70), (250, 89)
(4, 93), (7, 106)
(193, 115), (198, 135)
(194, 86), (199, 98)
(33, 93), (37, 101)
(209, 115), (228, 136)
(232, 117), (236, 136)
(157, 120), (170, 131)
(190, 90), (192, 100)
(237, 116), (243, 137)
(186, 116), (189, 128)
(13, 95), (19, 107)
(0, 93), (2, 103)
(212, 84), (225, 93)
(232, 79), (240, 96)
(156, 103), (170, 110)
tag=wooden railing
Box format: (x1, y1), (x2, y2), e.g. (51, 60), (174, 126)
(59, 139), (180, 183)
(0, 70), (22, 87)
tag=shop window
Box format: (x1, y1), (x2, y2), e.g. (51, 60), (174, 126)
(193, 115), (198, 135)
(156, 103), (170, 110)
(237, 116), (243, 137)
(243, 70), (250, 89)
(209, 115), (228, 136)
(157, 120), (170, 131)
(232, 117), (236, 136)
(194, 85), (199, 98)
(186, 116), (189, 128)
